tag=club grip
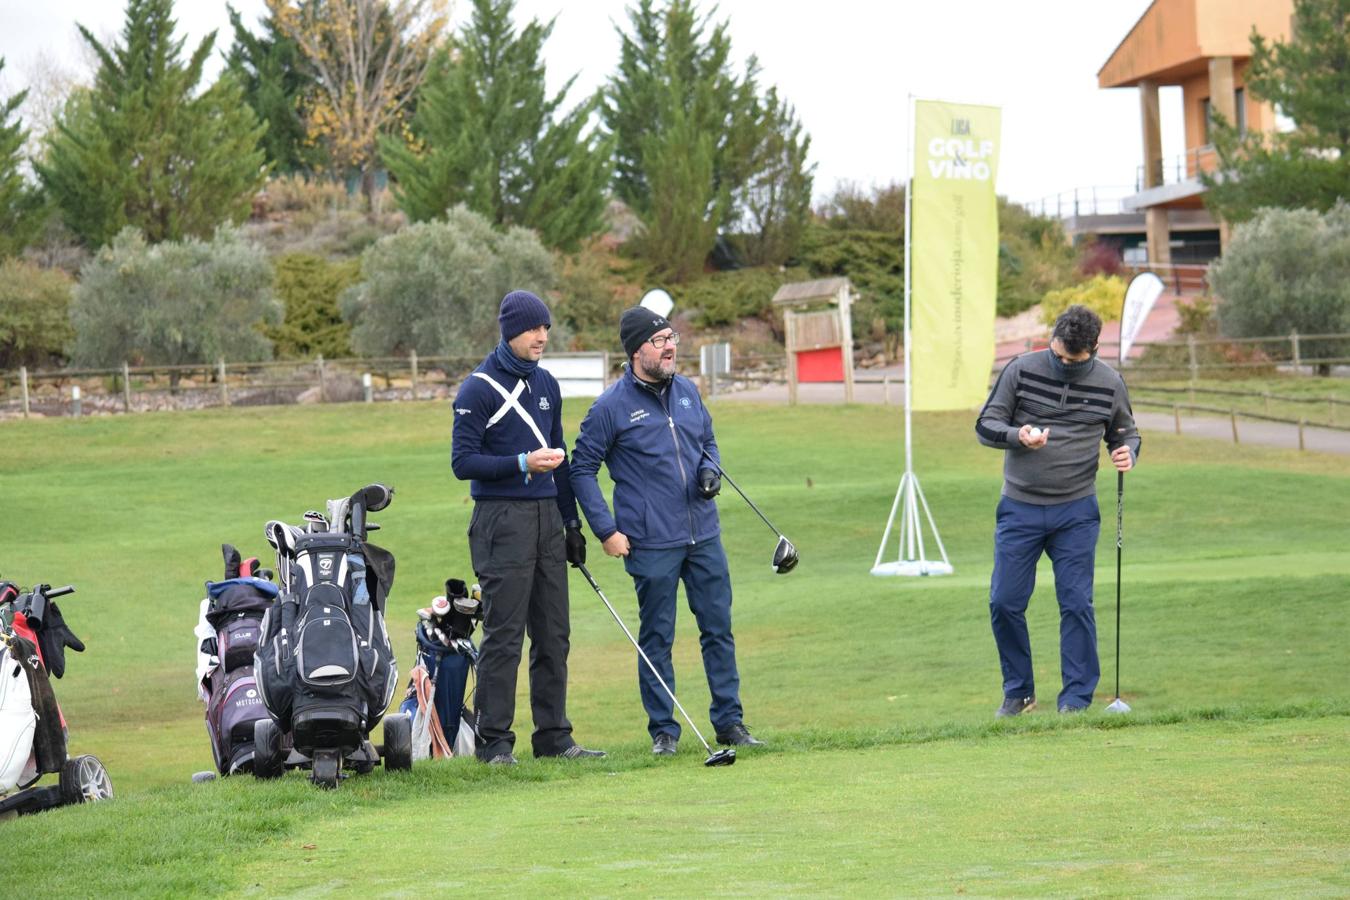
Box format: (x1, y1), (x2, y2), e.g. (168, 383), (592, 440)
(45, 585), (76, 599)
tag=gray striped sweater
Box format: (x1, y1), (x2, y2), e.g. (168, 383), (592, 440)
(976, 350), (1141, 504)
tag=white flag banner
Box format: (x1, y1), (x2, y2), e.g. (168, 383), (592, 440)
(1119, 272), (1165, 364)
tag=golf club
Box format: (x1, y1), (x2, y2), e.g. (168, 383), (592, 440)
(699, 451), (799, 574)
(574, 562), (735, 767)
(1105, 470), (1131, 714)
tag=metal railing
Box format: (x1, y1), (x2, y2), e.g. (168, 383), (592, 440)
(1017, 186), (1138, 219)
(1136, 145), (1219, 191)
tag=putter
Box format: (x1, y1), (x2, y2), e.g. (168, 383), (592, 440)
(1105, 470), (1131, 715)
(575, 562), (735, 767)
(699, 451), (799, 574)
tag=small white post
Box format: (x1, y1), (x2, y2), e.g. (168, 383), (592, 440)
(122, 362), (132, 412)
(72, 384), (82, 418)
(363, 372), (373, 403)
(20, 366), (29, 418)
(410, 350), (419, 400)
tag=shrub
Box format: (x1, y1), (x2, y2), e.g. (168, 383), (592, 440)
(71, 227), (280, 368)
(267, 254), (360, 358)
(340, 206), (558, 358)
(1210, 203), (1350, 374)
(553, 242), (643, 351)
(0, 260), (74, 369)
(1040, 274), (1126, 327)
(681, 267), (798, 328)
(998, 200), (1080, 317)
(1077, 239), (1124, 277)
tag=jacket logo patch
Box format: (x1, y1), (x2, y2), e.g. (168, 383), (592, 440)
(539, 397), (550, 411)
(455, 408), (472, 416)
(679, 397), (691, 408)
(629, 408), (650, 423)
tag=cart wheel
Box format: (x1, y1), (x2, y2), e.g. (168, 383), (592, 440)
(311, 750), (340, 789)
(253, 719), (285, 779)
(59, 755), (114, 805)
(383, 713), (412, 771)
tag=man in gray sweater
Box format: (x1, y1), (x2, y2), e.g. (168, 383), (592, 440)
(975, 304), (1140, 717)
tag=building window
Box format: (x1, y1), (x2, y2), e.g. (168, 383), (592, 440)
(1235, 87), (1247, 136)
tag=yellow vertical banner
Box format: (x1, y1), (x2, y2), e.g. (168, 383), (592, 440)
(910, 100), (1001, 410)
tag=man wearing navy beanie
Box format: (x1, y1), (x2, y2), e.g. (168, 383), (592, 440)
(451, 290), (605, 764)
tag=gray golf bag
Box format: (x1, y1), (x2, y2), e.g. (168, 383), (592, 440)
(253, 484), (410, 787)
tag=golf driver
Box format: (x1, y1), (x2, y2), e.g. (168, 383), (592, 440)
(574, 562), (735, 767)
(699, 451), (799, 574)
(1105, 470), (1131, 715)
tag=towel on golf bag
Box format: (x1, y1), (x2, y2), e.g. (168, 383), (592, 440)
(405, 663), (452, 760)
(5, 630), (65, 777)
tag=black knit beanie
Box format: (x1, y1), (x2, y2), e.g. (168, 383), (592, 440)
(620, 306), (672, 358)
(498, 290), (552, 340)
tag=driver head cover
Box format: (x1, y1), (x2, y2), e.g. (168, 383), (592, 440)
(773, 536), (799, 574)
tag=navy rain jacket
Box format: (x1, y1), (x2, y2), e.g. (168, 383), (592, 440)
(570, 368), (721, 549)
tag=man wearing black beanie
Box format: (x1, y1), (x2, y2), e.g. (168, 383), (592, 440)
(570, 306), (764, 756)
(450, 290), (605, 765)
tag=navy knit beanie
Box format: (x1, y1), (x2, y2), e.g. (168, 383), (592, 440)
(498, 290), (552, 340)
(620, 306), (672, 358)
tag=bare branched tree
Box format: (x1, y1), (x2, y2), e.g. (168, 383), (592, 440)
(268, 0), (448, 207)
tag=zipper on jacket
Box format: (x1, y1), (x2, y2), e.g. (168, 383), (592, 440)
(660, 387), (697, 543)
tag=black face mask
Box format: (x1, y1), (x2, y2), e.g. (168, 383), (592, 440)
(1048, 350), (1096, 381)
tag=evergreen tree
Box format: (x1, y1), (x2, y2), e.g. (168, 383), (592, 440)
(36, 0), (267, 247)
(380, 0), (610, 251)
(603, 0), (810, 279)
(0, 59), (42, 258)
(1204, 0), (1350, 221)
(226, 3), (316, 175)
(733, 88), (814, 267)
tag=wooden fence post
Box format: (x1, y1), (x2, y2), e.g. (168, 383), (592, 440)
(883, 375), (891, 405)
(317, 354), (326, 402)
(1298, 418), (1306, 451)
(1230, 409), (1239, 444)
(218, 358), (228, 406)
(410, 350), (419, 400)
(20, 366), (29, 418)
(1290, 331), (1301, 375)
(122, 362), (131, 412)
(1173, 403), (1181, 435)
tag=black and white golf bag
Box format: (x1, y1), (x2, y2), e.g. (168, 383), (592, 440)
(255, 485), (399, 760)
(196, 545), (276, 775)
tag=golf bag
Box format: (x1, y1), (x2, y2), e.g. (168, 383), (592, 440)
(196, 545), (277, 775)
(254, 484), (401, 784)
(0, 582), (114, 814)
(398, 579), (479, 759)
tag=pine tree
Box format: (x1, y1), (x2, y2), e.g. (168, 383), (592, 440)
(380, 0), (611, 251)
(36, 0), (267, 247)
(603, 0), (810, 280)
(226, 3), (316, 175)
(0, 58), (42, 258)
(1204, 0), (1350, 222)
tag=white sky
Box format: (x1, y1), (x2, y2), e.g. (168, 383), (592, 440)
(0, 0), (1188, 206)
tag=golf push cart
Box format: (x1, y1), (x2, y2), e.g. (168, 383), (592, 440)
(250, 484), (412, 788)
(0, 581), (114, 816)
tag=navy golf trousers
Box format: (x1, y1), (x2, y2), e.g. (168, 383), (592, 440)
(989, 494), (1101, 710)
(623, 536), (743, 740)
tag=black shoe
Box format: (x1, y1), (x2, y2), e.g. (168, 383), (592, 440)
(714, 723), (765, 747)
(559, 745), (607, 760)
(995, 695), (1036, 718)
(485, 753), (518, 766)
(652, 733), (678, 756)
(1058, 704), (1087, 715)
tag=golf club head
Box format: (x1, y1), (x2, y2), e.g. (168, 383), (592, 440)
(772, 536), (799, 575)
(704, 748), (737, 767)
(1105, 697), (1132, 714)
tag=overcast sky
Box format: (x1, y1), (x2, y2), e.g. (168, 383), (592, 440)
(0, 0), (1187, 207)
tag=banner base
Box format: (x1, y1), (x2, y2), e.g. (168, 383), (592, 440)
(870, 560), (954, 578)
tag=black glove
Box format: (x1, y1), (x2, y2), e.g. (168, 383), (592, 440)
(697, 468), (721, 500)
(36, 600), (85, 680)
(565, 524), (586, 567)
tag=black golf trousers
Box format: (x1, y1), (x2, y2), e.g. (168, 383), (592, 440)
(468, 498), (574, 760)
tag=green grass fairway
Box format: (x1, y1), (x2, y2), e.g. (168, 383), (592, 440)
(4, 401), (1348, 895)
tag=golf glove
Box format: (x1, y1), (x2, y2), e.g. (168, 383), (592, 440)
(36, 600), (85, 679)
(697, 468), (721, 500)
(565, 523), (586, 567)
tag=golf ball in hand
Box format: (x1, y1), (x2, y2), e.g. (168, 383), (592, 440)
(1028, 427), (1043, 440)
